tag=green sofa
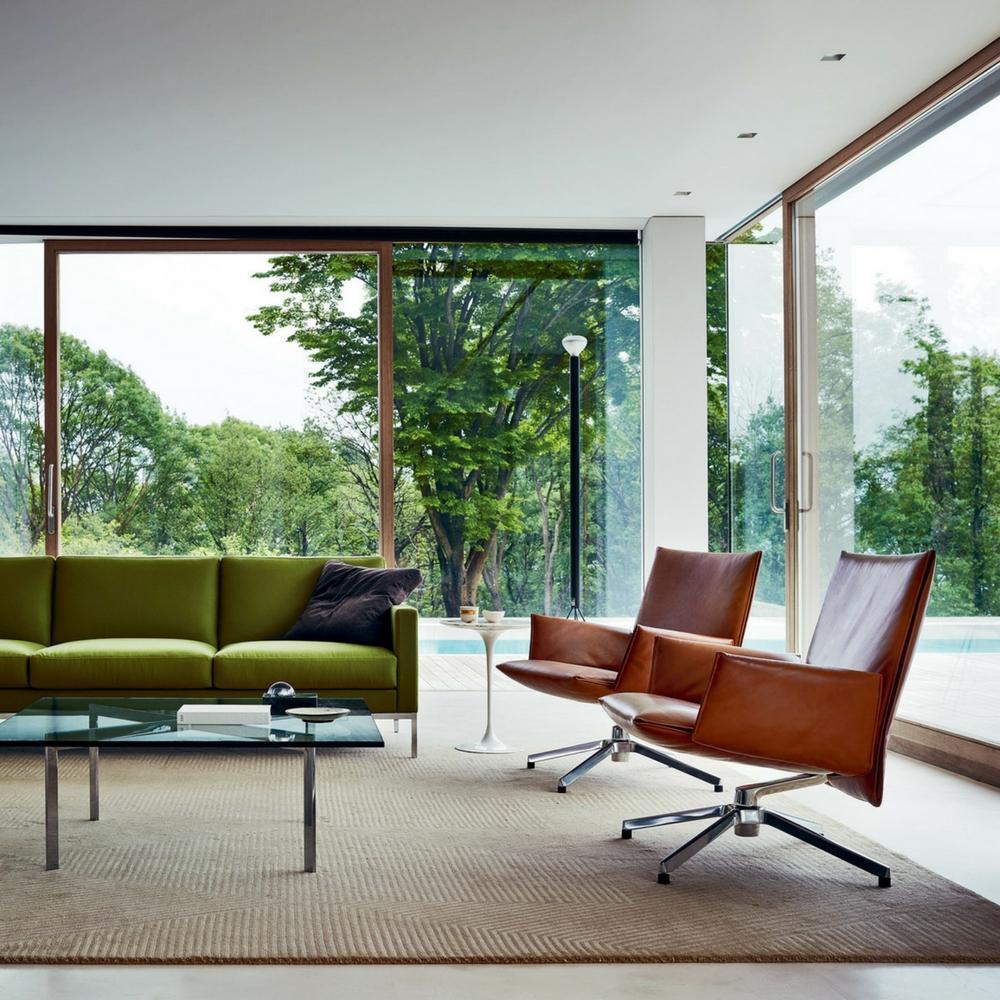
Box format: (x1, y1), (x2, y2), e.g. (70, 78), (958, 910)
(0, 555), (419, 751)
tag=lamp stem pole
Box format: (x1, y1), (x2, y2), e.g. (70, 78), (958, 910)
(568, 352), (584, 620)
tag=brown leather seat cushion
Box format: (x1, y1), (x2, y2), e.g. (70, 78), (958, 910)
(600, 691), (700, 747)
(497, 659), (618, 703)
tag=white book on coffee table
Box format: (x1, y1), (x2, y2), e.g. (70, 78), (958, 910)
(176, 704), (271, 726)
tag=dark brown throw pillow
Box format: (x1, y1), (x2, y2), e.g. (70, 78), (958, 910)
(284, 561), (422, 647)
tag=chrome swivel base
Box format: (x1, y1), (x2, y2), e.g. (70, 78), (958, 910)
(621, 772), (892, 888)
(526, 725), (724, 793)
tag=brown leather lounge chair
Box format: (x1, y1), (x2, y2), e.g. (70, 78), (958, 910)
(602, 550), (935, 886)
(497, 547), (762, 792)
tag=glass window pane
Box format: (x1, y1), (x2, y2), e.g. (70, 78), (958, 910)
(707, 211), (785, 648)
(56, 251), (381, 557)
(390, 242), (642, 621)
(804, 81), (1000, 744)
(0, 241), (44, 554)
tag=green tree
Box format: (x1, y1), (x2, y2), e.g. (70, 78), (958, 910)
(249, 245), (639, 615)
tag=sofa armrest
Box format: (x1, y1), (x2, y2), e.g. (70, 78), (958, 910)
(528, 614), (632, 669)
(692, 653), (883, 776)
(648, 634), (798, 701)
(391, 605), (419, 714)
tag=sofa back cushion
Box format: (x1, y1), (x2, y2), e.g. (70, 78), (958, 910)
(0, 556), (55, 645)
(53, 556), (219, 645)
(219, 555), (385, 646)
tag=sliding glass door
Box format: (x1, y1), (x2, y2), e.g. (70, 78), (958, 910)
(708, 214), (786, 648)
(792, 69), (1000, 746)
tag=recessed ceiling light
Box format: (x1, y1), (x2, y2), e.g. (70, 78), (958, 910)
(821, 52), (847, 61)
(674, 190), (692, 196)
(737, 132), (757, 139)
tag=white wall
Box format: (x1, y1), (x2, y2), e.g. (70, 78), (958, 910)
(641, 216), (709, 576)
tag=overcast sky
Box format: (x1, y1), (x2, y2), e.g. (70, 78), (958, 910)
(0, 249), (368, 428)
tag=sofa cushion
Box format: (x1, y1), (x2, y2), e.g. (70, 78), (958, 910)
(218, 556), (384, 647)
(53, 557), (219, 645)
(30, 638), (215, 689)
(0, 639), (42, 688)
(0, 556), (55, 646)
(284, 561), (421, 646)
(213, 640), (397, 691)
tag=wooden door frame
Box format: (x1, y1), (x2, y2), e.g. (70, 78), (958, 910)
(42, 239), (395, 563)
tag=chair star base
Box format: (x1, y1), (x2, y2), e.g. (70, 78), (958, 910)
(526, 726), (724, 793)
(622, 772), (892, 888)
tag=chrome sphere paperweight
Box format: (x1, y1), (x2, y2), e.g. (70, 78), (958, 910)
(262, 680), (319, 713)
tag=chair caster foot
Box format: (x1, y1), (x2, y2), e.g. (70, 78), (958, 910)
(557, 785), (567, 793)
(714, 784), (724, 792)
(657, 872), (671, 884)
(526, 761), (535, 770)
(621, 828), (632, 840)
(879, 875), (891, 888)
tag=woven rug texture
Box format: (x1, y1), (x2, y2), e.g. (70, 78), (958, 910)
(0, 741), (998, 964)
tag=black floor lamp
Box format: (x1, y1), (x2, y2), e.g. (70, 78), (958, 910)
(562, 334), (587, 620)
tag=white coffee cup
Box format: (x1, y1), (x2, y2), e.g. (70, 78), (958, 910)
(483, 610), (505, 623)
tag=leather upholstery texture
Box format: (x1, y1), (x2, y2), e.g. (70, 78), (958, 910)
(692, 653), (883, 776)
(600, 550), (936, 807)
(635, 547), (761, 640)
(497, 548), (762, 703)
(614, 626), (734, 695)
(526, 615), (632, 668)
(498, 658), (618, 703)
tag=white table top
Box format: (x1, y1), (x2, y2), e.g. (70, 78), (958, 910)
(440, 617), (531, 631)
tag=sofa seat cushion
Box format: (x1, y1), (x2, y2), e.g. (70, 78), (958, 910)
(0, 639), (43, 688)
(213, 641), (397, 691)
(30, 638), (215, 689)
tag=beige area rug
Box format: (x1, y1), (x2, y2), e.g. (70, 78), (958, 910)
(0, 740), (998, 964)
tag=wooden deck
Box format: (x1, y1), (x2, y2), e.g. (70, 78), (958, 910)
(419, 653), (523, 691)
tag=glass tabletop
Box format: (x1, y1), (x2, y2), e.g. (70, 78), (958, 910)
(0, 697), (385, 749)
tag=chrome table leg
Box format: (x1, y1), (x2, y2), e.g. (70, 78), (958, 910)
(303, 747), (317, 873)
(44, 747), (59, 871)
(89, 747), (100, 821)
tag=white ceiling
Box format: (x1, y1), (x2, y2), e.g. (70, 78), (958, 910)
(1, 0), (998, 237)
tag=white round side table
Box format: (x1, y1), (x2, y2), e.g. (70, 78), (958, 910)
(441, 617), (530, 753)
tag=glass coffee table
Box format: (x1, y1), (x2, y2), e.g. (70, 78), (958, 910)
(0, 696), (384, 873)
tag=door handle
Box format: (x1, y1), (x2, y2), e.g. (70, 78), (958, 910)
(46, 463), (56, 534)
(769, 451), (784, 514)
(799, 451), (815, 513)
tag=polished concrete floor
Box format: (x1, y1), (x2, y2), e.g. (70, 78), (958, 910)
(1, 687), (998, 999)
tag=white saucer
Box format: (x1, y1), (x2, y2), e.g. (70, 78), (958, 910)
(285, 707), (351, 723)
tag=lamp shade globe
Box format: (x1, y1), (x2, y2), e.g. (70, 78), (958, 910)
(561, 334), (588, 357)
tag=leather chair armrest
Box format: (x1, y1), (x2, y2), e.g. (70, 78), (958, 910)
(528, 614), (632, 669)
(648, 634), (798, 702)
(692, 653), (883, 776)
(390, 605), (419, 714)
